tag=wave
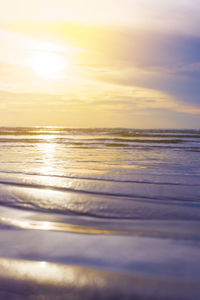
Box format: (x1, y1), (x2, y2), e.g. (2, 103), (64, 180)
(0, 170), (200, 221)
(0, 127), (200, 299)
(0, 127), (200, 134)
(0, 170), (200, 201)
(0, 169), (199, 185)
(0, 128), (199, 155)
(0, 127), (199, 219)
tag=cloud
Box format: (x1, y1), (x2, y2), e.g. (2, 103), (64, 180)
(0, 21), (200, 127)
(1, 0), (200, 35)
(3, 22), (200, 106)
(73, 27), (200, 108)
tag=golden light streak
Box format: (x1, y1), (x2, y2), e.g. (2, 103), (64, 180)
(0, 216), (120, 235)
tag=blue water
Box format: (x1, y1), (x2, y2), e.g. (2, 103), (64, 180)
(0, 127), (200, 299)
(0, 127), (199, 216)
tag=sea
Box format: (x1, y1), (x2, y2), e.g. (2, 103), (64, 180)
(0, 127), (200, 299)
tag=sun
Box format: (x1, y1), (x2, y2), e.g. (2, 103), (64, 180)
(29, 50), (67, 79)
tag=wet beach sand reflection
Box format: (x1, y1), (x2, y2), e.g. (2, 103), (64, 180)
(0, 257), (199, 300)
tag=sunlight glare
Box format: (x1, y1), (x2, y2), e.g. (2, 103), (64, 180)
(29, 50), (67, 79)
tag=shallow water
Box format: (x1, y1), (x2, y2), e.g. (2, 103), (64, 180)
(0, 127), (200, 299)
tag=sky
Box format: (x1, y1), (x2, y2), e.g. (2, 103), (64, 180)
(0, 0), (200, 128)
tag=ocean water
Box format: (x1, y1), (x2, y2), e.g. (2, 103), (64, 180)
(0, 127), (200, 299)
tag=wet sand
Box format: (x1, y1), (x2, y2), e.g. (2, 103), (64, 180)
(0, 206), (200, 299)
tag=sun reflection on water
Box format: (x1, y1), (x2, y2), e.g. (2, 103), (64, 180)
(38, 141), (57, 175)
(0, 257), (77, 287)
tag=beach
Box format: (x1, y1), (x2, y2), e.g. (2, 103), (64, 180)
(0, 127), (200, 299)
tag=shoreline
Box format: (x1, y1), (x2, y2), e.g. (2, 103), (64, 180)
(0, 206), (200, 299)
(0, 257), (199, 300)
